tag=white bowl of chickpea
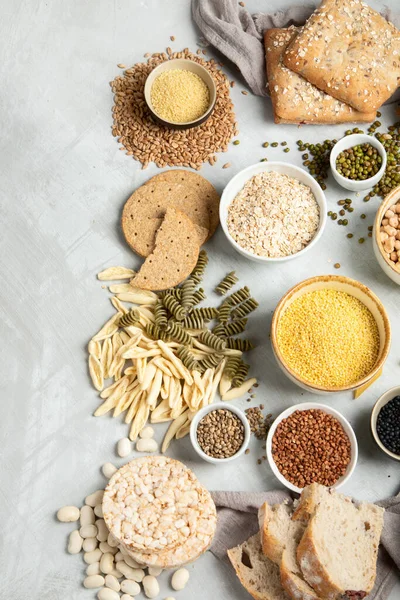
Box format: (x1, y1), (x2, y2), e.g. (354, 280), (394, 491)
(373, 185), (400, 285)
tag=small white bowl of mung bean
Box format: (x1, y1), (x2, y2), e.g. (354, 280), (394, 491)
(271, 275), (391, 395)
(144, 59), (217, 130)
(266, 402), (358, 493)
(219, 161), (327, 263)
(190, 403), (250, 464)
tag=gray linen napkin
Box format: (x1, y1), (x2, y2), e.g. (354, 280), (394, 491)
(210, 490), (400, 600)
(192, 0), (400, 101)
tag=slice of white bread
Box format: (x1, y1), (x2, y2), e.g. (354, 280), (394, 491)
(296, 485), (384, 600)
(227, 533), (290, 600)
(258, 502), (320, 600)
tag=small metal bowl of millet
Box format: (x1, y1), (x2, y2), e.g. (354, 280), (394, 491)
(371, 386), (400, 461)
(144, 59), (217, 130)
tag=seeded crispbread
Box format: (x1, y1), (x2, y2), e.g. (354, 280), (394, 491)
(265, 27), (376, 124)
(283, 0), (400, 113)
(150, 170), (220, 239)
(130, 208), (200, 291)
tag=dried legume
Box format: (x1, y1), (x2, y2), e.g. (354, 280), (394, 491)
(197, 409), (245, 458)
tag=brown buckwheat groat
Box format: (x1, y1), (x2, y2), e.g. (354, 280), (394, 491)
(283, 0), (400, 113)
(265, 27), (376, 124)
(130, 208), (200, 291)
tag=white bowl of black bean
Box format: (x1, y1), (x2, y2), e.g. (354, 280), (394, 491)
(190, 403), (250, 464)
(266, 403), (358, 493)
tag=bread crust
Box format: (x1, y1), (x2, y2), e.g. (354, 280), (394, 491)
(258, 502), (283, 564)
(283, 0), (400, 113)
(280, 550), (320, 600)
(265, 27), (376, 124)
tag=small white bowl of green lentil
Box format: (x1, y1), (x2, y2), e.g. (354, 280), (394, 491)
(144, 59), (217, 130)
(271, 275), (391, 395)
(190, 403), (250, 464)
(266, 403), (358, 493)
(330, 133), (387, 192)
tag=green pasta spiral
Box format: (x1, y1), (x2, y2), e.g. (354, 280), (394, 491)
(159, 288), (182, 300)
(218, 301), (231, 323)
(231, 297), (259, 319)
(232, 362), (250, 387)
(215, 271), (238, 295)
(181, 278), (196, 311)
(154, 301), (168, 329)
(226, 286), (251, 306)
(145, 323), (170, 342)
(177, 346), (200, 371)
(224, 355), (242, 380)
(199, 330), (226, 351)
(192, 288), (206, 305)
(198, 352), (224, 371)
(165, 322), (192, 345)
(162, 293), (186, 321)
(181, 312), (205, 329)
(118, 309), (140, 328)
(213, 318), (248, 337)
(190, 250), (208, 284)
(225, 338), (255, 351)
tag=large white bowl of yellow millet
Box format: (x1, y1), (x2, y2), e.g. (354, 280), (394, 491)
(271, 275), (391, 394)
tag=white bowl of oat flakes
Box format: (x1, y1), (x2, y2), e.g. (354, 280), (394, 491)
(220, 162), (327, 262)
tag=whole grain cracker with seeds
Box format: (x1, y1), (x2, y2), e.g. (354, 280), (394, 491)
(102, 456), (217, 568)
(227, 171), (320, 258)
(131, 208), (200, 291)
(283, 0), (400, 113)
(110, 49), (238, 169)
(265, 27), (376, 124)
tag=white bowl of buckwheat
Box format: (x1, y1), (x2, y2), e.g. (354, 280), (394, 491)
(220, 162), (327, 263)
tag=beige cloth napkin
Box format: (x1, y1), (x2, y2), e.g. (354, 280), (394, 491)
(192, 0), (400, 102)
(210, 490), (400, 599)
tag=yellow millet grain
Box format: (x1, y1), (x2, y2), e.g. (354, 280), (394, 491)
(151, 69), (210, 123)
(277, 289), (380, 388)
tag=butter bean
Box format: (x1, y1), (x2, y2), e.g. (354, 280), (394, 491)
(102, 462), (117, 479)
(105, 574), (120, 592)
(86, 490), (104, 507)
(107, 532), (119, 547)
(80, 524), (98, 539)
(84, 575), (105, 589)
(148, 566), (162, 576)
(99, 542), (118, 555)
(100, 552), (114, 575)
(57, 506), (80, 522)
(98, 589), (120, 600)
(121, 596), (134, 600)
(96, 519), (109, 542)
(117, 437), (132, 458)
(94, 504), (104, 518)
(121, 579), (141, 595)
(123, 555), (142, 569)
(68, 529), (83, 554)
(86, 562), (101, 576)
(171, 568), (190, 591)
(136, 438), (158, 453)
(80, 505), (95, 527)
(139, 426), (154, 439)
(143, 575), (160, 599)
(116, 561), (145, 582)
(84, 548), (103, 564)
(109, 568), (123, 578)
(83, 537), (98, 552)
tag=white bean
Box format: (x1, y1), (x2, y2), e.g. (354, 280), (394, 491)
(135, 438), (158, 453)
(171, 568), (190, 591)
(86, 562), (101, 576)
(68, 529), (83, 554)
(143, 575), (160, 599)
(139, 426), (154, 439)
(121, 596), (134, 600)
(83, 575), (105, 589)
(121, 580), (141, 596)
(100, 552), (114, 575)
(105, 574), (120, 592)
(94, 503), (104, 518)
(100, 542), (118, 555)
(83, 537), (98, 552)
(148, 566), (162, 577)
(117, 437), (132, 458)
(80, 505), (95, 526)
(110, 568), (123, 578)
(96, 519), (109, 542)
(123, 555), (142, 569)
(97, 589), (120, 600)
(80, 524), (98, 539)
(116, 561), (145, 582)
(86, 489), (104, 507)
(114, 551), (124, 562)
(102, 462), (118, 479)
(164, 597), (176, 600)
(107, 532), (119, 547)
(57, 506), (80, 522)
(84, 548), (103, 565)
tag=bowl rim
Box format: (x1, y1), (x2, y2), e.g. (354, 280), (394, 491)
(270, 274), (391, 393)
(370, 385), (400, 461)
(374, 185), (400, 276)
(143, 58), (217, 128)
(189, 402), (250, 464)
(329, 133), (387, 191)
(266, 402), (358, 493)
(219, 161), (327, 263)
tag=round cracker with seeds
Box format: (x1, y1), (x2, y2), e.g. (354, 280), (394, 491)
(122, 171), (219, 257)
(131, 208), (200, 291)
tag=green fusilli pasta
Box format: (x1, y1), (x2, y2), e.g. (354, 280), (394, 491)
(118, 309), (140, 328)
(215, 271), (238, 295)
(154, 301), (168, 329)
(181, 312), (205, 329)
(199, 330), (226, 351)
(192, 288), (206, 305)
(225, 338), (255, 351)
(190, 250), (208, 284)
(145, 323), (170, 342)
(162, 293), (186, 321)
(227, 286), (251, 306)
(232, 362), (250, 388)
(165, 322), (192, 345)
(159, 288), (182, 300)
(198, 353), (224, 371)
(218, 301), (231, 323)
(223, 355), (242, 380)
(177, 346), (200, 371)
(213, 318), (248, 337)
(181, 278), (196, 311)
(231, 297), (259, 319)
